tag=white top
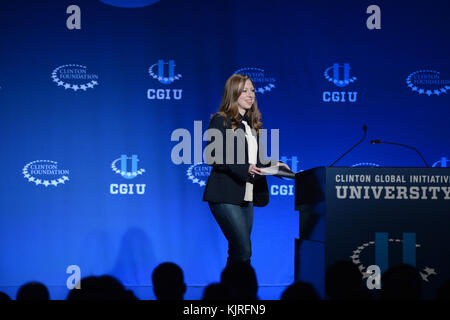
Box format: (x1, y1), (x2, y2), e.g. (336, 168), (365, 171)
(242, 120), (258, 202)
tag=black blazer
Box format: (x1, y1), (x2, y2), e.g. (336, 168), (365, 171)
(202, 113), (273, 207)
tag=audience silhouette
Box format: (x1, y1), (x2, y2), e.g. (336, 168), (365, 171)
(16, 282), (50, 301)
(5, 260), (449, 300)
(437, 279), (450, 300)
(325, 260), (371, 300)
(202, 282), (232, 300)
(281, 281), (320, 300)
(152, 262), (186, 300)
(66, 275), (137, 300)
(0, 291), (11, 301)
(220, 261), (258, 300)
(380, 264), (422, 300)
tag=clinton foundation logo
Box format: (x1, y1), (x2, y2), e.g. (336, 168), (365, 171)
(406, 70), (450, 96)
(234, 67), (276, 94)
(323, 63), (357, 102)
(147, 59), (183, 100)
(110, 154), (146, 195)
(186, 163), (211, 187)
(23, 160), (70, 187)
(52, 64), (99, 92)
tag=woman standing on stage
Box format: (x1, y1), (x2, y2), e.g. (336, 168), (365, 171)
(203, 74), (289, 266)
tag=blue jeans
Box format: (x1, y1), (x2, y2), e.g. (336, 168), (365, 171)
(209, 201), (254, 265)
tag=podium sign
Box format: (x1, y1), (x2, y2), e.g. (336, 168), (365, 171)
(295, 167), (450, 299)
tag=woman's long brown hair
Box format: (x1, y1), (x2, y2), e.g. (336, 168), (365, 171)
(215, 74), (263, 134)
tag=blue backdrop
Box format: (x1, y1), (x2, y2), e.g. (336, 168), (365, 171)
(0, 0), (449, 299)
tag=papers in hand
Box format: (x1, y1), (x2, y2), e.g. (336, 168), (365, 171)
(259, 165), (295, 179)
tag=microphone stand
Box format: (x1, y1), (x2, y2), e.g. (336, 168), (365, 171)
(370, 140), (429, 167)
(330, 125), (367, 167)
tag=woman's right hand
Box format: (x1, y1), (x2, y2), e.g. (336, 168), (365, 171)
(248, 164), (262, 176)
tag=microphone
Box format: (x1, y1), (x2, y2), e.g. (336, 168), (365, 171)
(329, 125), (367, 167)
(370, 140), (429, 167)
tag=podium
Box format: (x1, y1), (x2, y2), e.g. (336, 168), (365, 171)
(294, 167), (450, 299)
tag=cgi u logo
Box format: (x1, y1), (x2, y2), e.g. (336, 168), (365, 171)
(432, 157), (449, 168)
(158, 60), (177, 85)
(366, 232), (417, 290)
(280, 156), (299, 173)
(121, 154), (138, 179)
(99, 0), (160, 8)
(375, 232), (417, 273)
(270, 156), (299, 196)
(110, 155), (146, 195)
(147, 60), (183, 100)
(119, 155), (140, 179)
(111, 154), (146, 179)
(330, 63), (353, 88)
(323, 63), (357, 103)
